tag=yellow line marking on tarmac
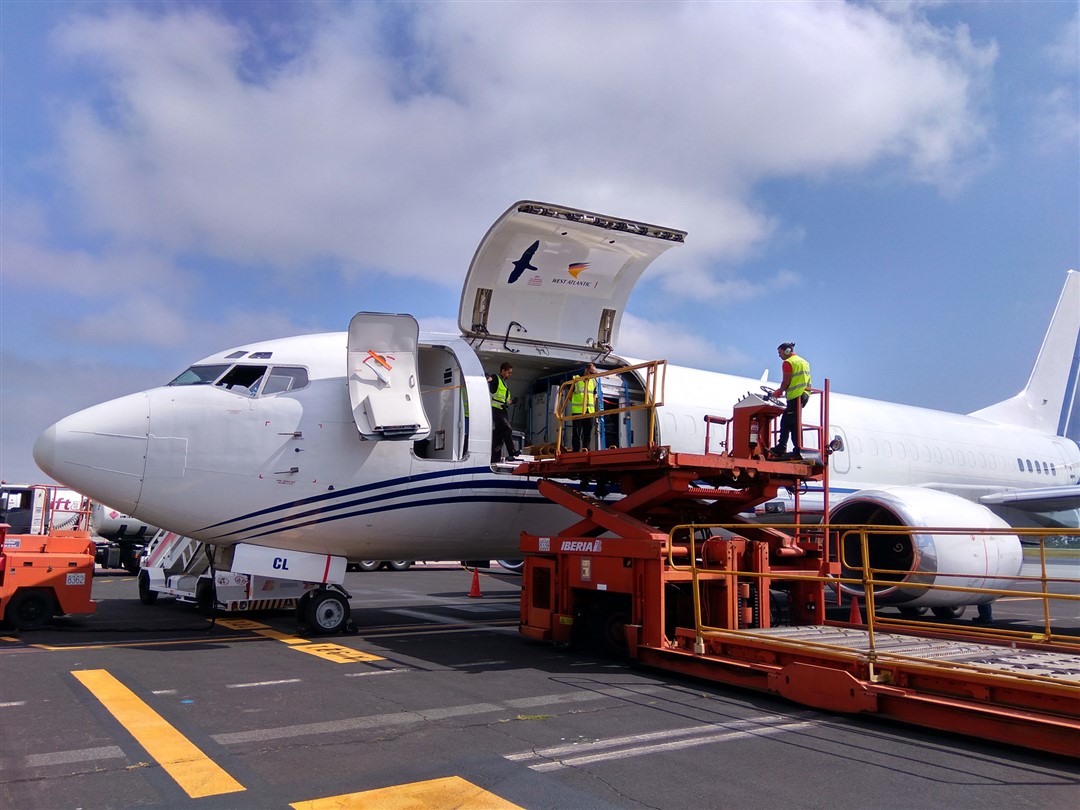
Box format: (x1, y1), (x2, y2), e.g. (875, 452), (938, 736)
(3, 635), (264, 652)
(217, 618), (386, 662)
(290, 775), (522, 809)
(72, 669), (245, 799)
(248, 628), (311, 645)
(292, 644), (385, 663)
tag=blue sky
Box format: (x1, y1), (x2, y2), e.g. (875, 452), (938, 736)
(2, 0), (1078, 485)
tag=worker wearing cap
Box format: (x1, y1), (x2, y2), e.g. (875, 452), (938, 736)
(771, 342), (811, 459)
(569, 364), (599, 452)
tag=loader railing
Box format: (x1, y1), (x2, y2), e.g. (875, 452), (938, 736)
(552, 360), (666, 455)
(667, 523), (1080, 675)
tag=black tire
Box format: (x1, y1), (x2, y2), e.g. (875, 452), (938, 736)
(897, 606), (927, 618)
(305, 590), (349, 635)
(122, 549), (141, 575)
(357, 561), (381, 572)
(386, 560), (412, 572)
(931, 605), (966, 620)
(4, 589), (54, 630)
(497, 559), (524, 573)
(196, 580), (216, 615)
(138, 570), (158, 605)
(590, 600), (631, 658)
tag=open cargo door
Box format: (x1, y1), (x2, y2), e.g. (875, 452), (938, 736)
(348, 313), (431, 441)
(459, 201), (686, 354)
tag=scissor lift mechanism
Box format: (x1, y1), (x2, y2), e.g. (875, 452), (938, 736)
(516, 379), (1080, 759)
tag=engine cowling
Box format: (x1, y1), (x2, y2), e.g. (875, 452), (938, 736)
(830, 486), (1022, 608)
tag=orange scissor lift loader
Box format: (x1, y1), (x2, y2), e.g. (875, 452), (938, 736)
(1, 486), (97, 630)
(517, 363), (1080, 759)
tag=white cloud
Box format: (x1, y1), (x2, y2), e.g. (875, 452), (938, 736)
(1034, 11), (1080, 153)
(616, 312), (749, 372)
(47, 2), (996, 286)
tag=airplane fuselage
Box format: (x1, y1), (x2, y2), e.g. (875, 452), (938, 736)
(33, 329), (1080, 562)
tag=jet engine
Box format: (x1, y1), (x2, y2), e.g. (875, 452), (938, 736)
(830, 486), (1022, 608)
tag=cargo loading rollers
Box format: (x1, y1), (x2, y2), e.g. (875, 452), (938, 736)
(516, 365), (1080, 759)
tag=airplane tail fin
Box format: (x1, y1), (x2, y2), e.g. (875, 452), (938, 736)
(970, 270), (1080, 439)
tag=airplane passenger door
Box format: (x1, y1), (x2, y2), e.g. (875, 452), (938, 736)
(830, 425), (851, 474)
(348, 313), (431, 441)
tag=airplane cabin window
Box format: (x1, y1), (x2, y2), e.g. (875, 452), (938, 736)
(1016, 457), (1024, 471)
(1025, 459), (1033, 472)
(1051, 463), (1057, 476)
(169, 364), (231, 386)
(1042, 461), (1049, 474)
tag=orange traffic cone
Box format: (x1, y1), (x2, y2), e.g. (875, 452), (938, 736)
(467, 567), (483, 598)
(849, 596), (863, 624)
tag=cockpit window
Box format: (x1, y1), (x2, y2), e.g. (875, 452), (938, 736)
(168, 363), (308, 396)
(168, 364), (231, 386)
(261, 367), (309, 395)
(216, 365), (268, 396)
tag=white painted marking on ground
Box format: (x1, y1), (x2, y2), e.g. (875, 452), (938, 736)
(0, 701), (27, 708)
(151, 689), (178, 695)
(457, 660), (508, 667)
(226, 678), (302, 689)
(344, 668), (412, 677)
(388, 608), (519, 634)
(509, 717), (814, 771)
(211, 687), (671, 746)
(26, 746), (126, 767)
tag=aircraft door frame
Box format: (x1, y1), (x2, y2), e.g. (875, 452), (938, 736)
(830, 425), (851, 474)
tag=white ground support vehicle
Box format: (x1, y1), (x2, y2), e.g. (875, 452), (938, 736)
(137, 530), (353, 633)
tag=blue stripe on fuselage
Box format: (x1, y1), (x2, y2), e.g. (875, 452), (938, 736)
(230, 492), (549, 542)
(1059, 325), (1080, 440)
(197, 465), (536, 538)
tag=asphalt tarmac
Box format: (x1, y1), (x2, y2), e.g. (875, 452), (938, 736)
(1, 564), (1077, 810)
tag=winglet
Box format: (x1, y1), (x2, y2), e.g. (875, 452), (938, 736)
(970, 270), (1080, 438)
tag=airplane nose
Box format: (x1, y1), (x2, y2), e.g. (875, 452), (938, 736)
(33, 392), (150, 514)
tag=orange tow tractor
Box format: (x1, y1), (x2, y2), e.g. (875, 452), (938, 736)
(0, 485), (97, 630)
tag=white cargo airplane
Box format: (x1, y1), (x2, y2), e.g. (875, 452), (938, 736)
(33, 201), (1080, 632)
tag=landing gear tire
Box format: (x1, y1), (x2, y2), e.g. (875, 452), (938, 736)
(386, 561), (412, 572)
(305, 590), (350, 635)
(931, 605), (966, 620)
(357, 561), (381, 572)
(4, 589), (53, 630)
(138, 570), (158, 605)
(497, 559), (524, 573)
(897, 606), (927, 618)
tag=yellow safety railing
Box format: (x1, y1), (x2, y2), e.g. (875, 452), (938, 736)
(553, 360), (666, 454)
(667, 522), (1080, 682)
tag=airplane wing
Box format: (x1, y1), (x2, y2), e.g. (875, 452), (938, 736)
(978, 485), (1080, 512)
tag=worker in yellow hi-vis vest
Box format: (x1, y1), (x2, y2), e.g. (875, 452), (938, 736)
(487, 362), (516, 463)
(770, 342), (811, 460)
(569, 363), (599, 452)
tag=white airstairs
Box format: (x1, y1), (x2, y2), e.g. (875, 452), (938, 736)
(138, 530), (315, 612)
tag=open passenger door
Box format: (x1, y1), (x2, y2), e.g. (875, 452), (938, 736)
(348, 313), (431, 441)
(459, 201), (686, 355)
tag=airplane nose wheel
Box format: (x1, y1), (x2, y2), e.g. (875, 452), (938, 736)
(303, 589), (353, 635)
